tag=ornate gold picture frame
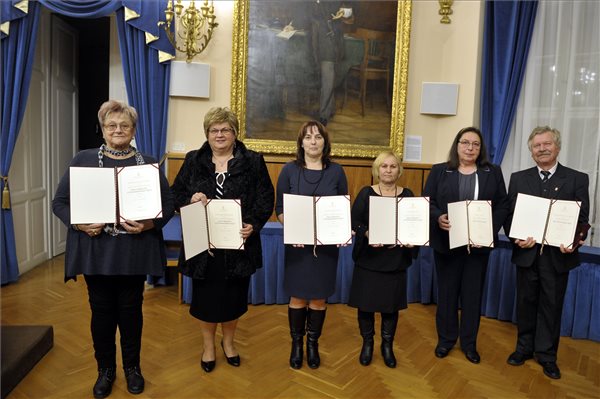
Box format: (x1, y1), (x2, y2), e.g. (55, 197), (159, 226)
(231, 1), (412, 159)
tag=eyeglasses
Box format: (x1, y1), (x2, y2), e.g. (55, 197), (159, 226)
(104, 123), (132, 132)
(458, 140), (481, 149)
(208, 127), (234, 135)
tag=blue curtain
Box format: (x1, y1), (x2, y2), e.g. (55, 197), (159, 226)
(1, 0), (173, 284)
(116, 3), (172, 162)
(39, 0), (173, 162)
(1, 1), (41, 284)
(480, 1), (538, 164)
(116, 1), (172, 285)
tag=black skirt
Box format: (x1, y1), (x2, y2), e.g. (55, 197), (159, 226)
(283, 245), (339, 299)
(348, 267), (408, 313)
(189, 250), (250, 323)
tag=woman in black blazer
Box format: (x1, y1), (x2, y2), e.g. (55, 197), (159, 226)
(423, 127), (509, 364)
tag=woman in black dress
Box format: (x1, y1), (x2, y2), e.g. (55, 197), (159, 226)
(52, 100), (174, 397)
(171, 107), (274, 373)
(276, 121), (348, 369)
(348, 151), (417, 368)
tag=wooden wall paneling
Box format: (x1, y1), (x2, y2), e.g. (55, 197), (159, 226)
(166, 153), (432, 222)
(266, 161), (284, 221)
(398, 169), (423, 196)
(166, 152), (185, 185)
(423, 170), (431, 192)
(344, 165), (373, 203)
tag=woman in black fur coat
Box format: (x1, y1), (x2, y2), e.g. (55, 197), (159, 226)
(171, 107), (274, 373)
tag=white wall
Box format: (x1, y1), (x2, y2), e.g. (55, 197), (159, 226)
(166, 1), (235, 153)
(108, 15), (128, 104)
(404, 1), (484, 163)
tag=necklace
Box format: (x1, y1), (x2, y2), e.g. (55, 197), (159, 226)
(102, 145), (134, 157)
(298, 165), (325, 196)
(378, 183), (398, 197)
(97, 144), (143, 168)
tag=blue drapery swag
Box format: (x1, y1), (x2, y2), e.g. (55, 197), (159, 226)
(480, 1), (538, 164)
(0, 0), (173, 284)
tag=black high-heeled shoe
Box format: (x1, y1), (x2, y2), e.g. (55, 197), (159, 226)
(201, 352), (216, 373)
(221, 341), (240, 367)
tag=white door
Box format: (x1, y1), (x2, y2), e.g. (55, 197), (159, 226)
(50, 15), (79, 256)
(9, 52), (50, 273)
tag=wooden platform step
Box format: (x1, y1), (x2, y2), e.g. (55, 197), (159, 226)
(1, 325), (54, 398)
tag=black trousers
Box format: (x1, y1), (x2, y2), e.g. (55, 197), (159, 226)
(434, 251), (489, 352)
(515, 251), (569, 362)
(84, 275), (146, 369)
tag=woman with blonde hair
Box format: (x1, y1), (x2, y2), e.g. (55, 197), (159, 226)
(348, 151), (417, 368)
(171, 107), (274, 373)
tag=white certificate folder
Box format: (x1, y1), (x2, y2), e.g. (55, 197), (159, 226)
(447, 200), (494, 249)
(368, 196), (430, 246)
(180, 199), (244, 260)
(283, 194), (352, 245)
(69, 164), (163, 224)
(509, 193), (581, 249)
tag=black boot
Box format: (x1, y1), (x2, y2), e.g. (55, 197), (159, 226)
(306, 308), (326, 369)
(124, 366), (145, 394)
(381, 312), (398, 368)
(358, 310), (375, 366)
(288, 307), (307, 369)
(93, 367), (116, 398)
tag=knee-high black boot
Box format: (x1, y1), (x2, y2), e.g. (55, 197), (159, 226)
(288, 307), (307, 369)
(306, 308), (326, 369)
(358, 310), (375, 366)
(381, 312), (398, 368)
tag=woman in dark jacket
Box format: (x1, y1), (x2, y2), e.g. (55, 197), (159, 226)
(171, 107), (274, 373)
(423, 127), (509, 364)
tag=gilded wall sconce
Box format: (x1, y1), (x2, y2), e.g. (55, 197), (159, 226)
(439, 0), (454, 24)
(161, 0), (219, 62)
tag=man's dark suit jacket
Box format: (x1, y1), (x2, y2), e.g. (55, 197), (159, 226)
(424, 162), (509, 254)
(505, 163), (590, 273)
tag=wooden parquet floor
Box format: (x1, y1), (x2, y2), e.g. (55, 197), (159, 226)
(2, 256), (599, 399)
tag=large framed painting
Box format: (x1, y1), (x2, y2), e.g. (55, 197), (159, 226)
(231, 1), (411, 158)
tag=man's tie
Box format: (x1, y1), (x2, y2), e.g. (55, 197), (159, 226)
(541, 170), (550, 183)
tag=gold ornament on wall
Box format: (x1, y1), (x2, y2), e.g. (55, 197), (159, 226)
(161, 0), (218, 62)
(439, 0), (453, 24)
